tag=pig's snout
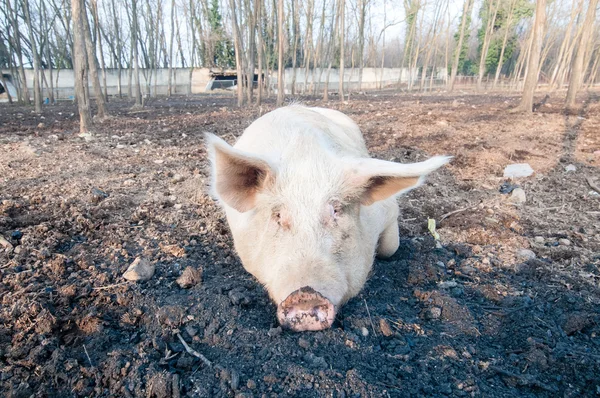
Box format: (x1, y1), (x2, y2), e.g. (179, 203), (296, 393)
(277, 286), (336, 331)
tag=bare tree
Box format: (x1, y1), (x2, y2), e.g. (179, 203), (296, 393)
(514, 0), (546, 112)
(448, 0), (472, 91)
(477, 0), (501, 90)
(276, 0), (285, 106)
(71, 0), (92, 134)
(81, 0), (107, 118)
(565, 0), (598, 109)
(22, 0), (43, 112)
(338, 0), (345, 101)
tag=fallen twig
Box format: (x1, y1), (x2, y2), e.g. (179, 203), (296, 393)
(176, 333), (212, 367)
(83, 344), (94, 367)
(586, 176), (600, 194)
(363, 299), (378, 337)
(92, 282), (131, 291)
(489, 366), (557, 392)
(439, 205), (478, 223)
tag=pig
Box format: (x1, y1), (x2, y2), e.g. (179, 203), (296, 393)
(206, 105), (450, 331)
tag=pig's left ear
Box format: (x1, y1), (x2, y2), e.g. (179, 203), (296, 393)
(344, 156), (452, 206)
(205, 133), (275, 212)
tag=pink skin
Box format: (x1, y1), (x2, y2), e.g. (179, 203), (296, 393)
(277, 286), (336, 331)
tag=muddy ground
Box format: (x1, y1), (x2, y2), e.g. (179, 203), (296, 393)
(0, 91), (599, 398)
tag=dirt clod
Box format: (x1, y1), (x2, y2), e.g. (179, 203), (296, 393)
(176, 266), (202, 288)
(123, 257), (155, 281)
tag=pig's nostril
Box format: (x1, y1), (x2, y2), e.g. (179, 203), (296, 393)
(277, 286), (336, 332)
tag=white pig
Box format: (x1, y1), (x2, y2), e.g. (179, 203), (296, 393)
(206, 105), (450, 331)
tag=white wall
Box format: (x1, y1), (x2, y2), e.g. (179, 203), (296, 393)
(1, 67), (447, 99)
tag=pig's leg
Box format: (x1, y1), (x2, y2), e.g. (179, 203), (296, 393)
(376, 208), (400, 258)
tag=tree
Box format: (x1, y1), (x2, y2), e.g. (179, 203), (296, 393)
(276, 0), (285, 106)
(71, 0), (92, 135)
(565, 0), (598, 109)
(448, 0), (473, 91)
(513, 0), (546, 112)
(81, 0), (108, 118)
(22, 0), (42, 113)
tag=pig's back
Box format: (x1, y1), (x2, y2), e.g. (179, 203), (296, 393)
(234, 105), (369, 158)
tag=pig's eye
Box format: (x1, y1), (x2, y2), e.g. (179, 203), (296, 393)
(328, 201), (342, 221)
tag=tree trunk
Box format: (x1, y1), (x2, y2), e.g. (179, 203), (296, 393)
(132, 0), (143, 106)
(477, 0), (500, 90)
(167, 0), (175, 96)
(357, 0), (366, 91)
(565, 0), (598, 108)
(448, 0), (472, 91)
(276, 0), (285, 106)
(22, 0), (42, 112)
(81, 0), (107, 118)
(7, 0), (31, 104)
(514, 0), (546, 112)
(493, 0), (517, 89)
(71, 0), (92, 134)
(91, 0), (108, 101)
(230, 0), (245, 106)
(256, 0), (264, 105)
(338, 0), (345, 101)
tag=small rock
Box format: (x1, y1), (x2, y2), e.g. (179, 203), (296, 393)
(438, 280), (458, 289)
(0, 236), (14, 250)
(185, 324), (198, 337)
(246, 379), (256, 389)
(360, 327), (369, 337)
(428, 307), (442, 319)
(37, 122), (45, 129)
(517, 249), (536, 260)
(116, 144), (126, 149)
(559, 238), (571, 246)
(563, 312), (592, 335)
(228, 289), (250, 306)
(90, 187), (108, 203)
(123, 257), (155, 281)
(565, 164), (577, 172)
(11, 230), (23, 240)
(268, 326), (282, 337)
(379, 318), (393, 337)
(230, 369), (240, 390)
(460, 265), (476, 275)
(154, 159), (164, 164)
(298, 338), (310, 349)
(503, 163), (534, 178)
(509, 188), (526, 204)
(48, 134), (59, 140)
(171, 174), (185, 183)
(534, 236), (545, 244)
(174, 203), (183, 210)
(176, 266), (202, 288)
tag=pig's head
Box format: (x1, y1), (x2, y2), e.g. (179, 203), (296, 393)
(206, 133), (450, 331)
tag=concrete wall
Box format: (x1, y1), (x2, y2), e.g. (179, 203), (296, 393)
(1, 67), (448, 99)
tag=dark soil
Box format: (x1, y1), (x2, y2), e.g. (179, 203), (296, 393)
(1, 92), (599, 398)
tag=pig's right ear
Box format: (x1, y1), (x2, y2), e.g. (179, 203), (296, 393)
(205, 133), (275, 213)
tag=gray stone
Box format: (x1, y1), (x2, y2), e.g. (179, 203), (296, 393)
(123, 257), (155, 281)
(534, 236), (545, 244)
(438, 280), (458, 289)
(509, 188), (526, 204)
(503, 163), (534, 178)
(517, 249), (536, 260)
(559, 238), (571, 246)
(565, 164), (577, 172)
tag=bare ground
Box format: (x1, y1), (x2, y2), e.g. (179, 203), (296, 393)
(0, 91), (599, 397)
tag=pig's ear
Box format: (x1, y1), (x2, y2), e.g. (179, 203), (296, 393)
(345, 156), (452, 206)
(205, 133), (275, 212)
